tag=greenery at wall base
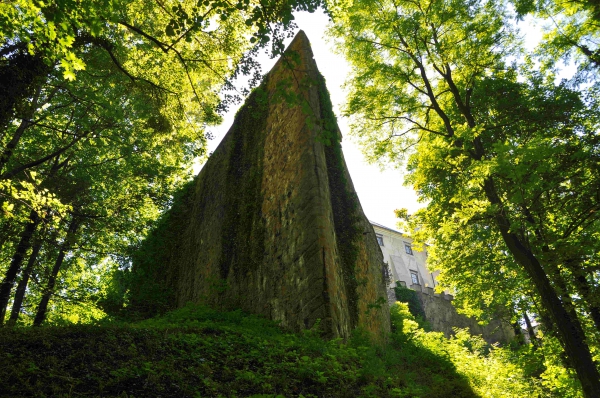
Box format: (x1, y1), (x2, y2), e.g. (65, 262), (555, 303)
(393, 282), (427, 325)
(0, 303), (579, 397)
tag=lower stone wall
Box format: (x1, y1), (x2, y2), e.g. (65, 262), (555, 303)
(392, 284), (515, 345)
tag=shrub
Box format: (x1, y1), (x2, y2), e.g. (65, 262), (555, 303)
(0, 303), (562, 397)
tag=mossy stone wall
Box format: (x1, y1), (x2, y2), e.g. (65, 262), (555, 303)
(416, 291), (515, 345)
(131, 31), (390, 340)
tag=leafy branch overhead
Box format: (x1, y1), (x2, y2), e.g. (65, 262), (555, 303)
(330, 0), (600, 395)
(0, 0), (323, 328)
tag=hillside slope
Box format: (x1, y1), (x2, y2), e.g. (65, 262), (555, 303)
(0, 304), (476, 397)
(0, 304), (544, 397)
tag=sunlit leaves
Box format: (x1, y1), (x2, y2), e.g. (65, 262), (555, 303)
(0, 0), (118, 78)
(517, 0), (600, 74)
(329, 0), (518, 165)
(332, 0), (600, 390)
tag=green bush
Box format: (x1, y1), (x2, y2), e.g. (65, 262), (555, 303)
(0, 303), (568, 397)
(390, 302), (550, 398)
(0, 304), (475, 397)
(393, 282), (429, 328)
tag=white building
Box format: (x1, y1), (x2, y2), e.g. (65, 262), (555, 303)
(371, 221), (517, 344)
(370, 221), (446, 296)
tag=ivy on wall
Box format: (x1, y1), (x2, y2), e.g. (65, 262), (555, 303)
(317, 72), (362, 329)
(102, 179), (196, 320)
(218, 85), (269, 283)
(394, 281), (426, 321)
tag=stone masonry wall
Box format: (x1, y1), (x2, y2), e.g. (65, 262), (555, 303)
(410, 286), (515, 345)
(133, 31), (390, 340)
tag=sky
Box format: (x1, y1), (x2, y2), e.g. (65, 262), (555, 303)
(197, 9), (422, 230)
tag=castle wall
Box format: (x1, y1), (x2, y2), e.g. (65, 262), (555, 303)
(374, 222), (513, 344)
(415, 288), (515, 345)
(135, 31), (390, 340)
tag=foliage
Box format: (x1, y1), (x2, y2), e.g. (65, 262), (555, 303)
(318, 72), (363, 328)
(99, 179), (198, 320)
(329, 0), (600, 393)
(103, 83), (271, 320)
(512, 0), (600, 73)
(393, 282), (426, 325)
(390, 302), (546, 397)
(533, 332), (585, 398)
(0, 0), (322, 83)
(0, 0), (325, 326)
(1, 302), (555, 397)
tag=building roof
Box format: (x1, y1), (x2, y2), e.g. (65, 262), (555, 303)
(369, 220), (406, 237)
(370, 220), (428, 248)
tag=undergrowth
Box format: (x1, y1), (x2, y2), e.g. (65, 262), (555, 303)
(0, 303), (549, 397)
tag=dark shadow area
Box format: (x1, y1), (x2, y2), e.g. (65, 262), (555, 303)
(0, 304), (479, 397)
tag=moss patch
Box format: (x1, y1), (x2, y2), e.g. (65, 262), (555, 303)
(394, 282), (427, 322)
(219, 86), (269, 282)
(317, 73), (362, 329)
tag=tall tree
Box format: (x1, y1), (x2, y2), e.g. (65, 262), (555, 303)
(0, 0), (323, 323)
(33, 214), (80, 326)
(330, 0), (600, 395)
(7, 238), (42, 326)
(0, 210), (39, 324)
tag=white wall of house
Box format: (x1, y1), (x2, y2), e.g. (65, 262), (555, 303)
(371, 221), (443, 293)
(371, 222), (517, 344)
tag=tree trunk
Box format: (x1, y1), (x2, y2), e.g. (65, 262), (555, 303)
(567, 261), (600, 333)
(417, 44), (600, 396)
(0, 118), (31, 174)
(0, 210), (39, 325)
(483, 178), (600, 398)
(7, 240), (42, 326)
(0, 80), (43, 174)
(523, 312), (538, 346)
(544, 262), (587, 352)
(33, 217), (79, 327)
(0, 220), (15, 253)
(511, 320), (525, 346)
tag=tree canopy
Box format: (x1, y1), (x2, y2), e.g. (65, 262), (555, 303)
(3, 0), (600, 395)
(330, 0), (600, 395)
(0, 0), (322, 326)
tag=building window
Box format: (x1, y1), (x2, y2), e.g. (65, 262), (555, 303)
(376, 234), (384, 246)
(404, 243), (413, 255)
(410, 271), (419, 285)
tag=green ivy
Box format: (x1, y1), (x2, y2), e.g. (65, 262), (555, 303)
(218, 84), (268, 283)
(102, 179), (197, 320)
(393, 282), (426, 321)
(107, 84), (271, 319)
(317, 73), (362, 329)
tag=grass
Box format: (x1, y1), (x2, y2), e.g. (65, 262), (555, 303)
(0, 303), (544, 397)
